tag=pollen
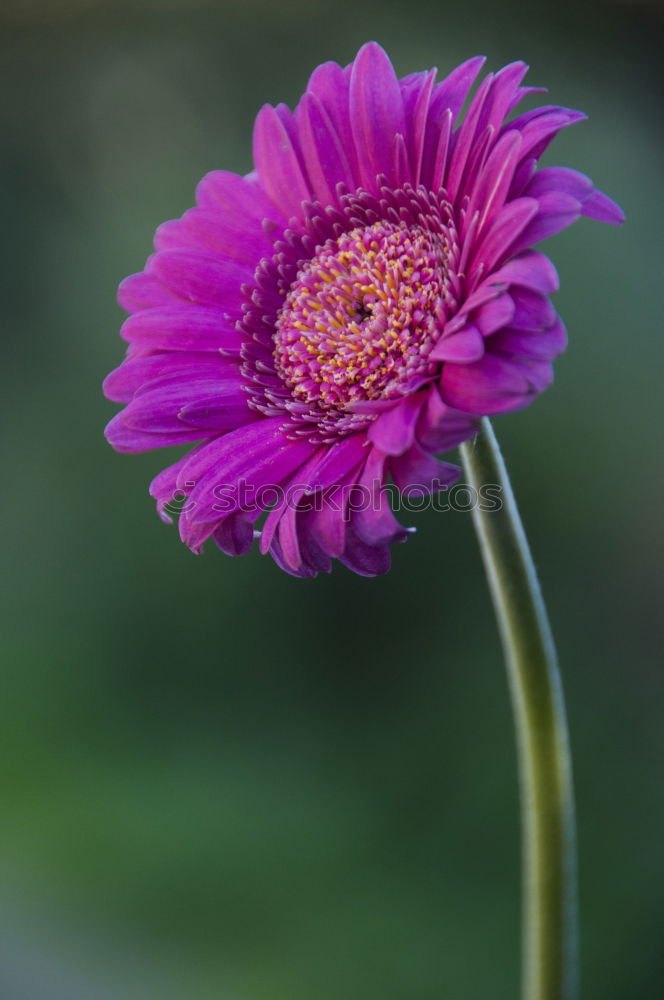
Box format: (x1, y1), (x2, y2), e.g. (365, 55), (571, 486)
(274, 221), (449, 410)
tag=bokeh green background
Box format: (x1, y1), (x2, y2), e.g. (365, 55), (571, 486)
(1, 0), (662, 996)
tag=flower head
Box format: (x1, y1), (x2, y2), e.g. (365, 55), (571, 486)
(104, 42), (623, 577)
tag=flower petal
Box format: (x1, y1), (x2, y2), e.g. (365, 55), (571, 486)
(349, 42), (406, 191)
(420, 56), (486, 189)
(441, 353), (553, 413)
(469, 197), (539, 277)
(416, 384), (479, 451)
(430, 324), (485, 362)
(352, 447), (409, 547)
(510, 106), (587, 161)
(149, 447), (207, 523)
(581, 189), (625, 225)
(178, 393), (255, 432)
(195, 169), (285, 226)
(252, 104), (312, 220)
(305, 60), (359, 185)
(508, 288), (557, 331)
(103, 352), (237, 403)
(104, 412), (204, 453)
(297, 92), (355, 206)
(367, 393), (425, 455)
(401, 68), (436, 185)
(178, 418), (317, 538)
(120, 306), (243, 354)
(120, 377), (251, 434)
(290, 507), (334, 575)
(117, 271), (182, 313)
(391, 442), (459, 493)
(148, 250), (251, 314)
(214, 510), (259, 557)
(155, 207), (275, 264)
(339, 527), (391, 577)
(259, 445), (329, 556)
(445, 71), (494, 202)
(465, 130), (523, 233)
(306, 482), (352, 559)
(511, 191), (582, 250)
(473, 294), (516, 335)
(489, 317), (567, 361)
(489, 250), (559, 294)
(478, 62), (530, 138)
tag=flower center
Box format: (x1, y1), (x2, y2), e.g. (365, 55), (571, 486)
(274, 221), (450, 411)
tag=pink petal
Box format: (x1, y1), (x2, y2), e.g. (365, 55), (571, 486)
(420, 56), (486, 190)
(155, 207), (275, 264)
(511, 107), (587, 162)
(430, 324), (485, 362)
(121, 377), (249, 434)
(195, 169), (285, 225)
(297, 92), (355, 206)
(104, 412), (205, 454)
(259, 445), (328, 556)
(120, 306), (244, 354)
(349, 42), (406, 192)
(441, 353), (552, 414)
(148, 250), (251, 314)
(581, 189), (625, 225)
(445, 71), (494, 203)
(306, 481), (352, 559)
(391, 442), (459, 493)
(305, 60), (360, 185)
(103, 352), (237, 403)
(214, 510), (260, 557)
(417, 384), (479, 452)
(252, 104), (312, 220)
(367, 393), (425, 455)
(478, 62), (530, 137)
(465, 130), (523, 233)
(508, 288), (556, 331)
(405, 68), (437, 185)
(178, 418), (317, 535)
(339, 527), (391, 577)
(511, 191), (582, 251)
(489, 317), (567, 361)
(149, 447), (207, 523)
(352, 447), (408, 546)
(117, 271), (182, 313)
(489, 250), (559, 294)
(469, 197), (539, 278)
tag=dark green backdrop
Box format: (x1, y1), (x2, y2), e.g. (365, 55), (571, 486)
(1, 0), (662, 996)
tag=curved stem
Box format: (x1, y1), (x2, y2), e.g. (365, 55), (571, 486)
(460, 418), (578, 1000)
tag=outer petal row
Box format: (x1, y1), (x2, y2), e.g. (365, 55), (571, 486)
(146, 411), (464, 577)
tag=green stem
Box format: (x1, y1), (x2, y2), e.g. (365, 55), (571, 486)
(459, 418), (578, 1000)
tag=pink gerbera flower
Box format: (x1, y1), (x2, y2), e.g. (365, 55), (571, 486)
(104, 42), (623, 577)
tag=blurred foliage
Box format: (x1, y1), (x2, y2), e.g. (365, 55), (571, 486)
(0, 0), (662, 996)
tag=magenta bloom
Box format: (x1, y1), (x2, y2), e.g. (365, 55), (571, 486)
(104, 43), (623, 577)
